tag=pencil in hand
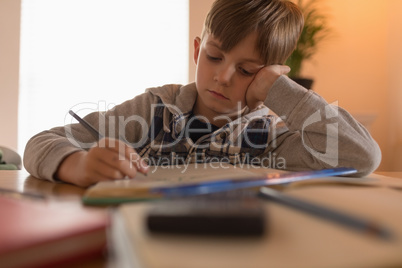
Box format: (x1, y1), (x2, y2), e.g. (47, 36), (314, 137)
(68, 110), (148, 176)
(68, 110), (104, 140)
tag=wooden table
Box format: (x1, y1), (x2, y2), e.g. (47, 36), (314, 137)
(375, 171), (402, 178)
(0, 169), (86, 197)
(1, 169), (402, 268)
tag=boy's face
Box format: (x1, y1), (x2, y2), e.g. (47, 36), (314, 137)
(193, 32), (264, 123)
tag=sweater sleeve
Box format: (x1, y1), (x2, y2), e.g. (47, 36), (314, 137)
(262, 75), (381, 177)
(23, 92), (158, 182)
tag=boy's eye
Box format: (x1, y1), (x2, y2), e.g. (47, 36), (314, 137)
(206, 54), (221, 61)
(239, 67), (254, 76)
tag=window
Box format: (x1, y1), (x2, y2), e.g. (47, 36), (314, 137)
(19, 0), (189, 152)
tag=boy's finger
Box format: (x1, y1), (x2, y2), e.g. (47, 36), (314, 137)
(280, 65), (291, 74)
(120, 143), (149, 176)
(128, 151), (149, 175)
(97, 137), (149, 176)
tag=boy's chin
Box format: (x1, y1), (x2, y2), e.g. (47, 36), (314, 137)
(211, 106), (248, 119)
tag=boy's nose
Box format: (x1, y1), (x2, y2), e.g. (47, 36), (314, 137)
(214, 64), (235, 86)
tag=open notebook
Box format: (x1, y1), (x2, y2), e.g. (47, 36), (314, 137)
(82, 163), (360, 205)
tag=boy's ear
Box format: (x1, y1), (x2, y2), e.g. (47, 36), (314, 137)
(193, 37), (201, 65)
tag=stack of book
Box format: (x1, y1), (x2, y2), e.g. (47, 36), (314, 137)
(0, 196), (110, 267)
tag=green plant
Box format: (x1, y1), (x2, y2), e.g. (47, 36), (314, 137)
(286, 0), (331, 78)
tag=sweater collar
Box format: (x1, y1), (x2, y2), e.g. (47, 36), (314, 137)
(146, 83), (270, 135)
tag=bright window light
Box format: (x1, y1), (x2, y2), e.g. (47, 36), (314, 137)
(18, 0), (189, 154)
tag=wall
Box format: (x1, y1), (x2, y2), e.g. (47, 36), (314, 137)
(302, 0), (402, 171)
(188, 0), (214, 83)
(0, 0), (21, 151)
(386, 0), (402, 170)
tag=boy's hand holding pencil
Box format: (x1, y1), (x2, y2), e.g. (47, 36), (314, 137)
(57, 138), (149, 188)
(56, 111), (149, 187)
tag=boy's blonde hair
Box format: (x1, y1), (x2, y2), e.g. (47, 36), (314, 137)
(202, 0), (304, 65)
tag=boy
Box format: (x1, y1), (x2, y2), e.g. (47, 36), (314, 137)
(24, 0), (381, 187)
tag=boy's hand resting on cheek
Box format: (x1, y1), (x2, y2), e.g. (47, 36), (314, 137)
(56, 138), (149, 187)
(246, 65), (291, 110)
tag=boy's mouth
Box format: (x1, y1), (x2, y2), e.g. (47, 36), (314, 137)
(208, 90), (229, 100)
